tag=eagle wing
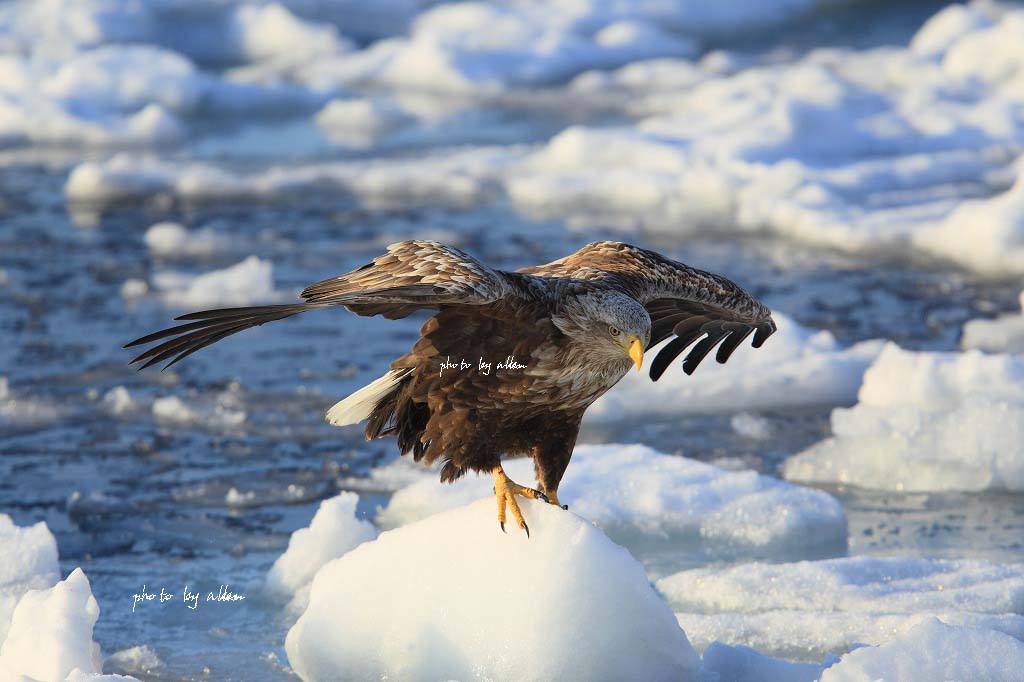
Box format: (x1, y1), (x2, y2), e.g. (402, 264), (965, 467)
(125, 240), (515, 370)
(519, 241), (776, 381)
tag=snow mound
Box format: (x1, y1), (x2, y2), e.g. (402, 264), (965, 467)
(377, 443), (847, 559)
(0, 568), (106, 682)
(152, 256), (279, 309)
(588, 313), (883, 420)
(0, 515), (60, 645)
(660, 556), (1024, 660)
(285, 498), (701, 682)
(820, 619), (1024, 682)
(265, 492), (377, 605)
(783, 343), (1024, 492)
(962, 290), (1024, 354)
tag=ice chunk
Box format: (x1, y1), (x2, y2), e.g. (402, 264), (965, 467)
(0, 378), (62, 428)
(105, 645), (160, 676)
(820, 619), (1024, 682)
(152, 395), (246, 430)
(285, 498), (701, 682)
(660, 556), (1024, 660)
(314, 97), (413, 149)
(100, 386), (136, 416)
(783, 343), (1024, 491)
(700, 642), (828, 682)
(118, 279), (148, 300)
(264, 493), (377, 603)
(962, 290), (1024, 354)
(0, 515), (60, 645)
(0, 568), (102, 682)
(153, 256), (279, 309)
(144, 222), (227, 259)
(660, 556), (1024, 615)
(65, 148), (513, 208)
(378, 444), (847, 559)
(588, 314), (884, 420)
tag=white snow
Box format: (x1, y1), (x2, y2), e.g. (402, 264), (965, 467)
(118, 279), (147, 300)
(144, 222), (227, 259)
(587, 313), (884, 420)
(65, 148), (514, 209)
(285, 498), (701, 682)
(100, 386), (136, 416)
(264, 492), (377, 605)
(0, 568), (103, 682)
(660, 555), (1024, 660)
(152, 256), (279, 309)
(962, 290), (1024, 354)
(152, 395), (246, 429)
(0, 377), (62, 428)
(783, 343), (1024, 492)
(377, 443), (847, 558)
(0, 516), (60, 646)
(700, 642), (829, 682)
(105, 646), (160, 675)
(820, 619), (1024, 682)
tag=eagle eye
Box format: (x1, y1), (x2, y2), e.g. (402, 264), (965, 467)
(609, 326), (621, 337)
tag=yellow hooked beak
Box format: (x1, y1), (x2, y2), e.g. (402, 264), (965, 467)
(627, 335), (644, 372)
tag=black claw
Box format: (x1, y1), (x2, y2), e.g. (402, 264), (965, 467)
(535, 490), (548, 503)
(499, 522), (506, 534)
(523, 523), (530, 539)
(561, 504), (569, 510)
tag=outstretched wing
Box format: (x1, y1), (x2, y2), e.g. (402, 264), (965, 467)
(520, 241), (776, 380)
(125, 240), (513, 370)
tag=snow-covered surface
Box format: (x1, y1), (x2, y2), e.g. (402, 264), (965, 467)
(962, 290), (1024, 353)
(286, 498), (701, 682)
(783, 343), (1024, 492)
(588, 313), (883, 420)
(152, 256), (280, 309)
(0, 568), (107, 682)
(819, 619), (1024, 682)
(0, 515), (60, 645)
(265, 492), (377, 606)
(659, 555), (1024, 658)
(378, 443), (847, 558)
(699, 643), (829, 682)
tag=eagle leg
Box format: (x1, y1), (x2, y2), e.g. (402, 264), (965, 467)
(493, 465), (547, 537)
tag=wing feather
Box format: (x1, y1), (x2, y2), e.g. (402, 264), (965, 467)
(521, 241), (776, 380)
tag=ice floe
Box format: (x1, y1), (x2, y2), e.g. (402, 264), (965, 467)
(377, 443), (847, 560)
(659, 555), (1024, 659)
(286, 498), (701, 682)
(587, 313), (884, 420)
(783, 343), (1024, 492)
(152, 394), (246, 430)
(264, 492), (377, 606)
(962, 289), (1024, 354)
(144, 221), (227, 259)
(152, 255), (280, 309)
(0, 568), (140, 682)
(819, 618), (1024, 682)
(0, 376), (63, 428)
(0, 515), (60, 645)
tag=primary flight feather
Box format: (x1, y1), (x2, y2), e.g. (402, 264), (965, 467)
(126, 240), (776, 535)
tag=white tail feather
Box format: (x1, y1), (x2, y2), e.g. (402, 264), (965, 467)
(326, 368), (410, 426)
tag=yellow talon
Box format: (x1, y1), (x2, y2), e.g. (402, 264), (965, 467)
(493, 465), (547, 537)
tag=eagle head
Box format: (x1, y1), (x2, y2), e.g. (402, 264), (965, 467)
(553, 290), (651, 371)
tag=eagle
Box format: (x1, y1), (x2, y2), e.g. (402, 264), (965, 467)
(126, 240), (776, 536)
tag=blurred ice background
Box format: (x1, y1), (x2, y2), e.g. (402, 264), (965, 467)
(2, 0), (1024, 679)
